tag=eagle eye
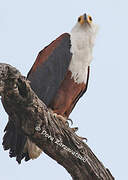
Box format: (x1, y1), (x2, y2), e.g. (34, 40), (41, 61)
(89, 16), (92, 21)
(78, 17), (81, 22)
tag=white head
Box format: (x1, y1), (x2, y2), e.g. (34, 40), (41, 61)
(69, 13), (98, 84)
(71, 13), (98, 47)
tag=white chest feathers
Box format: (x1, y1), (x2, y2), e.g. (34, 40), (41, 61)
(69, 23), (98, 84)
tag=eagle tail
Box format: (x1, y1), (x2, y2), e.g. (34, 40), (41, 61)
(3, 120), (42, 163)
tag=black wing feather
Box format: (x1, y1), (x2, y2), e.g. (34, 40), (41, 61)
(27, 33), (72, 106)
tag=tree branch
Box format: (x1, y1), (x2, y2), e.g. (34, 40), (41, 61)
(0, 63), (114, 180)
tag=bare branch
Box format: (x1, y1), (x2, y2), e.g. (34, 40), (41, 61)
(0, 63), (114, 180)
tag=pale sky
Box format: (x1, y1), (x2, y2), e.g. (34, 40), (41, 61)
(0, 0), (127, 179)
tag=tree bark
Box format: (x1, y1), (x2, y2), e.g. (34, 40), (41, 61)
(0, 63), (114, 180)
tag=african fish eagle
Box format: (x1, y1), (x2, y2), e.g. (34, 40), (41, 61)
(2, 13), (98, 163)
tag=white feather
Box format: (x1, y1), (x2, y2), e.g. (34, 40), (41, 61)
(69, 22), (98, 84)
(24, 138), (42, 159)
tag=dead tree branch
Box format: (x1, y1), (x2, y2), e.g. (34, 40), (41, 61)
(0, 63), (114, 180)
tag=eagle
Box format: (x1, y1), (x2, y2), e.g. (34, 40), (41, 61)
(2, 13), (98, 163)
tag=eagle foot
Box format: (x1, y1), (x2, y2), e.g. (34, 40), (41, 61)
(53, 113), (68, 126)
(67, 118), (73, 125)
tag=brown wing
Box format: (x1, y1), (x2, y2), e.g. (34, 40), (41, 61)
(67, 66), (90, 116)
(27, 33), (72, 106)
(50, 67), (90, 118)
